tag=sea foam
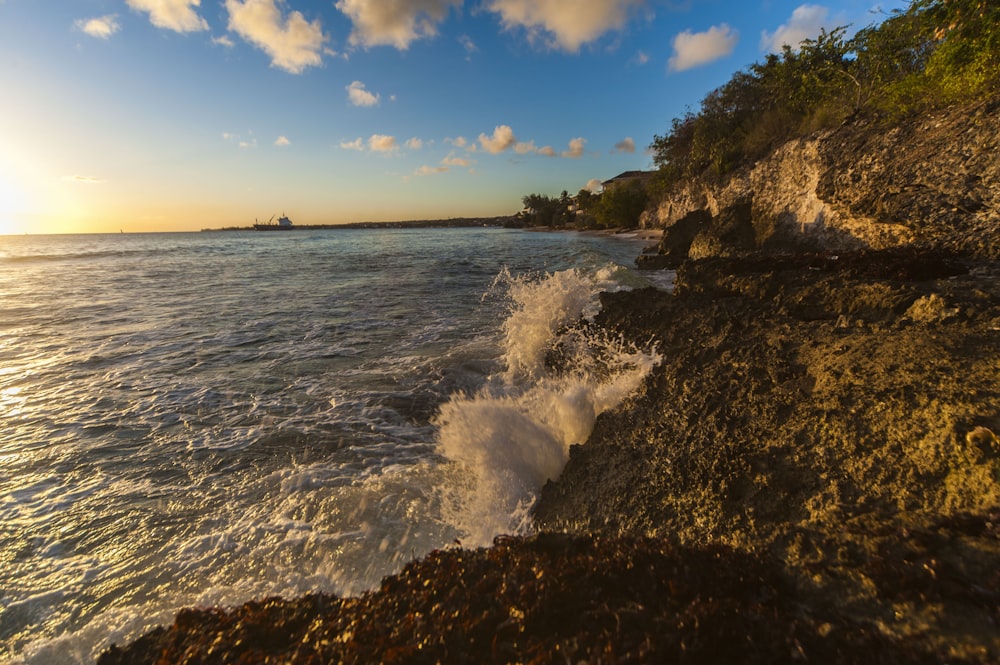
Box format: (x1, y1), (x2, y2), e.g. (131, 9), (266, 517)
(436, 266), (660, 546)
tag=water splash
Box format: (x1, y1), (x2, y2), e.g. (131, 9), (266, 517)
(436, 267), (660, 546)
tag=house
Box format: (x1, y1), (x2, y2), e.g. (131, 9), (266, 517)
(600, 170), (656, 192)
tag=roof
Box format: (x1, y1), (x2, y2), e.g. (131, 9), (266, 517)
(601, 170), (656, 186)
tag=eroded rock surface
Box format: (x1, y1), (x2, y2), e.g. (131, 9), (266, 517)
(644, 96), (1000, 262)
(536, 249), (1000, 658)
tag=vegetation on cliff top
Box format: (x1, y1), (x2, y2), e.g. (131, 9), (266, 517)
(650, 0), (999, 184)
(519, 186), (649, 230)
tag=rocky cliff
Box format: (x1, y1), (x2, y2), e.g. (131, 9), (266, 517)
(640, 95), (1000, 265)
(99, 100), (1000, 664)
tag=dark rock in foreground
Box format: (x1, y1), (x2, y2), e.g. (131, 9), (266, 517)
(537, 248), (1000, 660)
(99, 533), (992, 665)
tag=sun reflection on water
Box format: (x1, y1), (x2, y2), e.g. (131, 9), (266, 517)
(0, 385), (25, 417)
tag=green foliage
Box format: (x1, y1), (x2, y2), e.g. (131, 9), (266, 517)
(517, 184), (650, 230)
(650, 0), (1000, 185)
(594, 183), (649, 229)
(520, 193), (573, 227)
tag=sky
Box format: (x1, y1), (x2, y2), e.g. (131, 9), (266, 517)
(0, 0), (907, 234)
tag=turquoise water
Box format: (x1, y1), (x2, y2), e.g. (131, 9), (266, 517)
(0, 228), (659, 663)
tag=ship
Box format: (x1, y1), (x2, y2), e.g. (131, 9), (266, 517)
(253, 214), (294, 231)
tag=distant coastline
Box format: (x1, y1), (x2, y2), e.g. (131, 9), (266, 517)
(201, 216), (519, 232)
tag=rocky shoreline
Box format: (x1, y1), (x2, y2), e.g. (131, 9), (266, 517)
(98, 100), (999, 663)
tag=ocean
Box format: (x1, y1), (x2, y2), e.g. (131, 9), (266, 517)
(0, 227), (663, 663)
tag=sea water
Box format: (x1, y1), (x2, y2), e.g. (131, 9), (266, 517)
(0, 228), (661, 663)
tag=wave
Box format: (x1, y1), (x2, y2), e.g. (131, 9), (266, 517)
(434, 265), (660, 546)
(0, 247), (185, 265)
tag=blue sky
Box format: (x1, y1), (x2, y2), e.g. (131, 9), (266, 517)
(0, 0), (906, 233)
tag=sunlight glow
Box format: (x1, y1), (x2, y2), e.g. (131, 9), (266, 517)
(0, 180), (29, 235)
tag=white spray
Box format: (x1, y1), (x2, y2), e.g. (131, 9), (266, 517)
(435, 266), (660, 546)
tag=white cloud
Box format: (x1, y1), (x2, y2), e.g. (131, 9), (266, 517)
(478, 125), (517, 154)
(442, 152), (470, 167)
(414, 165), (448, 176)
(537, 145), (556, 157)
(222, 131), (256, 148)
(127, 0), (208, 33)
(346, 80), (380, 107)
(340, 138), (365, 150)
(405, 137), (424, 150)
(213, 34), (235, 47)
(62, 174), (105, 184)
(76, 15), (121, 39)
(514, 140), (537, 155)
(447, 136), (468, 148)
(368, 134), (398, 152)
(614, 137), (636, 153)
(668, 23), (738, 71)
(458, 34), (477, 58)
(487, 0), (646, 52)
(335, 0), (462, 49)
(561, 137), (586, 158)
(225, 0), (327, 74)
(632, 50), (650, 66)
(584, 178), (603, 193)
(761, 4), (830, 52)
(275, 135), (290, 146)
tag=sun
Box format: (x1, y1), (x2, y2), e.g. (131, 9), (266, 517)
(0, 219), (20, 236)
(0, 168), (32, 235)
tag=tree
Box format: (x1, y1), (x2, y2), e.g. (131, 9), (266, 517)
(520, 193), (573, 227)
(594, 183), (648, 229)
(648, 0), (1000, 186)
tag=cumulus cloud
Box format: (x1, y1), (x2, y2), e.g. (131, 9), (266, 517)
(561, 137), (586, 158)
(478, 125), (517, 154)
(414, 165), (448, 176)
(761, 4), (830, 52)
(447, 136), (468, 148)
(486, 0), (646, 52)
(614, 137), (636, 153)
(340, 138), (365, 151)
(336, 0), (462, 49)
(668, 23), (738, 71)
(368, 134), (398, 152)
(514, 140), (537, 154)
(275, 135), (290, 146)
(346, 80), (380, 106)
(405, 137), (424, 150)
(442, 152), (470, 167)
(584, 178), (603, 193)
(537, 145), (556, 157)
(76, 15), (121, 39)
(225, 0), (327, 74)
(213, 34), (235, 47)
(127, 0), (208, 33)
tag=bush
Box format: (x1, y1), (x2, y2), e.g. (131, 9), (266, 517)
(650, 0), (999, 184)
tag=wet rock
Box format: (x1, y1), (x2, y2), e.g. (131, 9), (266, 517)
(98, 533), (991, 665)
